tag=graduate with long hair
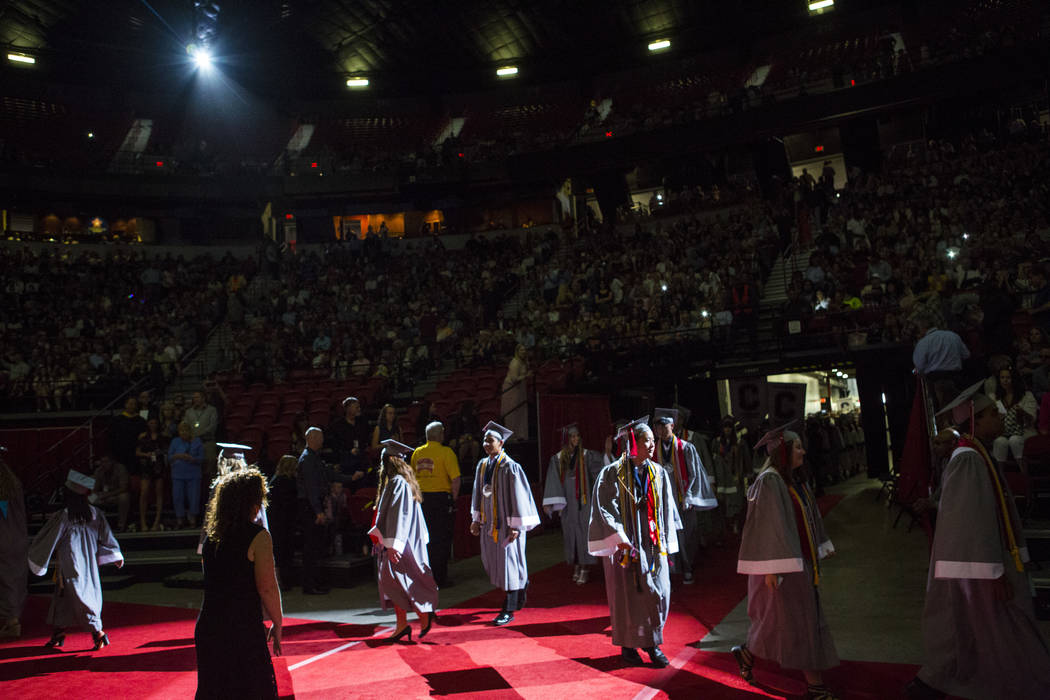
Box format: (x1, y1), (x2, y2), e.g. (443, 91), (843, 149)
(369, 439), (438, 642)
(28, 470), (124, 650)
(732, 424), (839, 700)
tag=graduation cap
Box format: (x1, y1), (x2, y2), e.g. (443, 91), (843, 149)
(482, 421), (513, 443)
(754, 420), (802, 456)
(65, 469), (96, 495)
(653, 407), (678, 426)
(380, 438), (414, 461)
(559, 422), (581, 447)
(217, 442), (252, 462)
(615, 416), (652, 458)
(937, 379), (996, 431)
(720, 414), (738, 427)
(217, 442), (253, 476)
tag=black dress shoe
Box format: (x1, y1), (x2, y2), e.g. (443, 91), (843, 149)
(904, 677), (946, 700)
(645, 646), (669, 668)
(620, 647), (643, 665)
(492, 612), (514, 626)
(303, 586), (331, 595)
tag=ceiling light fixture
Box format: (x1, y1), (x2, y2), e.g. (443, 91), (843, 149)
(346, 77), (369, 88)
(809, 0), (835, 10)
(496, 66), (518, 77)
(7, 53), (35, 64)
(648, 39), (671, 52)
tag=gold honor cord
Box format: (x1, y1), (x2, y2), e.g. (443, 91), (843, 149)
(963, 436), (1025, 573)
(789, 486), (820, 586)
(487, 451), (509, 543)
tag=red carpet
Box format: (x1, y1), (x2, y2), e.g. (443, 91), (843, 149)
(1, 493), (920, 699)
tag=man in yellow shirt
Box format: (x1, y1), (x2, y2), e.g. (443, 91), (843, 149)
(411, 421), (461, 588)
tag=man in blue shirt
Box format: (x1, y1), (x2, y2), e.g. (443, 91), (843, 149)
(167, 422), (203, 529)
(913, 320), (971, 410)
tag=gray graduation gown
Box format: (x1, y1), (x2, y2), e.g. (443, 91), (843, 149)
(28, 506), (123, 634)
(471, 452), (539, 591)
(737, 467), (838, 671)
(588, 457), (682, 648)
(368, 475), (438, 613)
(542, 448), (606, 566)
(0, 484), (28, 623)
(655, 438), (717, 575)
(918, 445), (1050, 699)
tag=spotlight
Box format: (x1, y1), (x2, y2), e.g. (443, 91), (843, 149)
(660, 283), (668, 292)
(962, 232), (969, 240)
(87, 132), (94, 139)
(701, 310), (709, 318)
(187, 43), (212, 71)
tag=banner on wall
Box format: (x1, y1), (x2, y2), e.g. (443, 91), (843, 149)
(728, 377), (767, 433)
(727, 378), (807, 431)
(767, 382), (807, 426)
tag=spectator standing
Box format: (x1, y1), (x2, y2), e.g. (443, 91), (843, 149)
(370, 403), (402, 450)
(134, 417), (166, 532)
(410, 422), (461, 589)
(184, 391), (218, 478)
(267, 455), (298, 592)
(90, 456), (130, 532)
(169, 422), (204, 529)
(109, 397), (147, 478)
(296, 427), (354, 594)
(327, 397), (370, 485)
(0, 448), (27, 640)
(501, 345), (530, 439)
(913, 317), (971, 410)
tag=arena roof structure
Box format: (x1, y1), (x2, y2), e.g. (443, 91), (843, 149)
(1, 0), (898, 96)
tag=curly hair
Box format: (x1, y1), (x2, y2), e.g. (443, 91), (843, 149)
(204, 468), (268, 544)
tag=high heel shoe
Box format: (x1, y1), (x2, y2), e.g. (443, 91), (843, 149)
(389, 625), (412, 642)
(419, 612), (435, 639)
(91, 631), (110, 650)
(44, 630), (65, 649)
(731, 645), (754, 683)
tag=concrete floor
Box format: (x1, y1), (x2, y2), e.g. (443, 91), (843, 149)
(103, 475), (1050, 665)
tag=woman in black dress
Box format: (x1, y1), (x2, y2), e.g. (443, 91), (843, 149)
(195, 468), (282, 700)
(134, 417), (166, 532)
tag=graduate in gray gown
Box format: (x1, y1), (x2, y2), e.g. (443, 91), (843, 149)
(0, 447), (28, 639)
(470, 421), (539, 626)
(542, 423), (608, 585)
(588, 418), (682, 668)
(652, 408), (717, 585)
(732, 424), (840, 700)
(369, 439), (438, 642)
(28, 469), (124, 650)
(906, 383), (1050, 700)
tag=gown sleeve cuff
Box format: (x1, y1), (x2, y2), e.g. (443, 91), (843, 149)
(588, 530), (629, 557)
(97, 551), (124, 566)
(508, 514), (540, 530)
(737, 557), (805, 575)
(934, 559), (1004, 580)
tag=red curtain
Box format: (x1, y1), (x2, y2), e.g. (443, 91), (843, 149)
(537, 393), (613, 491)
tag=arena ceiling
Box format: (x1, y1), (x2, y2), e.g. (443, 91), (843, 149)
(1, 0), (897, 96)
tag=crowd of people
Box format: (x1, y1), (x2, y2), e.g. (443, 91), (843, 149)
(0, 247), (236, 412)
